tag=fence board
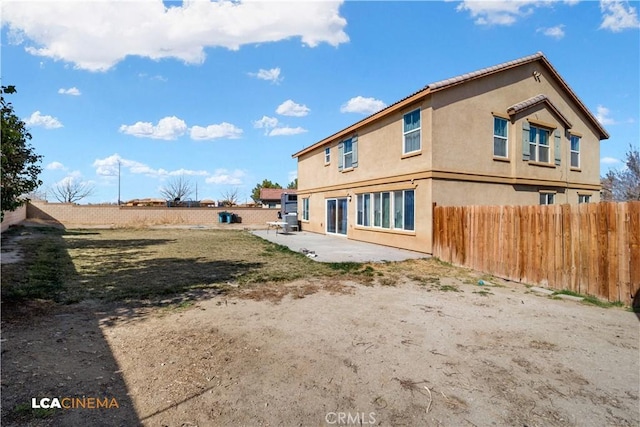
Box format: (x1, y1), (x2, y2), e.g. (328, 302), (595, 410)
(617, 203), (630, 304)
(561, 204), (571, 291)
(588, 203), (599, 298)
(433, 202), (640, 305)
(607, 203), (619, 302)
(630, 202), (640, 302)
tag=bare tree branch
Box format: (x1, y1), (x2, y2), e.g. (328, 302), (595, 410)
(159, 175), (194, 201)
(220, 188), (240, 207)
(601, 144), (640, 202)
(50, 179), (95, 203)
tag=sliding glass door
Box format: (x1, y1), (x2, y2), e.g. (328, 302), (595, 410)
(326, 198), (348, 235)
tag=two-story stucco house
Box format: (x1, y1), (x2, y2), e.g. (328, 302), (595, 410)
(292, 52), (609, 254)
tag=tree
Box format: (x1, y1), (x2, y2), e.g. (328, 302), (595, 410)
(601, 145), (640, 201)
(50, 178), (95, 203)
(160, 175), (194, 201)
(287, 178), (297, 189)
(220, 188), (240, 207)
(1, 85), (43, 221)
(251, 179), (282, 203)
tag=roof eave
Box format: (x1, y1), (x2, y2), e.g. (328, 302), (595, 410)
(292, 87), (432, 158)
(537, 56), (609, 140)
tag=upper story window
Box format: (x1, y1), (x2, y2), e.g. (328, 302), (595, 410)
(493, 117), (508, 158)
(403, 109), (421, 154)
(529, 125), (550, 163)
(570, 135), (580, 168)
(338, 136), (358, 171)
(324, 147), (331, 164)
(343, 138), (353, 169)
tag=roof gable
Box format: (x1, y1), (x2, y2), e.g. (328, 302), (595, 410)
(508, 94), (573, 129)
(293, 52), (608, 159)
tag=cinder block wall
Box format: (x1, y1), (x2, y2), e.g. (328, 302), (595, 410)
(1, 205), (27, 233)
(27, 201), (281, 227)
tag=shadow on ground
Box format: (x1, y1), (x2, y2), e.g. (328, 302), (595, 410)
(1, 226), (261, 426)
(1, 228), (141, 426)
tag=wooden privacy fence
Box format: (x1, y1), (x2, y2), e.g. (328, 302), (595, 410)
(433, 202), (640, 305)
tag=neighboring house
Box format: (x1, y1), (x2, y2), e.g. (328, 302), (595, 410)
(200, 199), (217, 207)
(259, 188), (297, 209)
(125, 198), (167, 207)
(292, 52), (608, 254)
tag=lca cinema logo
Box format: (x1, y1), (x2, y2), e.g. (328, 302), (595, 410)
(31, 396), (119, 409)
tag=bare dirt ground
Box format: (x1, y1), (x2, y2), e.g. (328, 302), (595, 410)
(2, 277), (638, 426)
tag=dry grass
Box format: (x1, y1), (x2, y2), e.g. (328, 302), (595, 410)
(1, 227), (373, 304)
(1, 226), (481, 306)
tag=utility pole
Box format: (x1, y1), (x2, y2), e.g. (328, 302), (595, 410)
(118, 160), (121, 205)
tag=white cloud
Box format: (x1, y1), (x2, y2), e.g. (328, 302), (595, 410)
(45, 161), (65, 170)
(269, 126), (307, 136)
(288, 170), (297, 184)
(456, 1), (578, 26)
(58, 87), (81, 96)
(92, 154), (208, 178)
(600, 0), (640, 32)
(253, 114), (307, 136)
(24, 111), (63, 129)
(167, 168), (209, 177)
(54, 170), (84, 187)
(138, 73), (168, 82)
(3, 1), (349, 72)
(249, 68), (282, 84)
(596, 105), (617, 125)
(190, 122), (243, 140)
(601, 156), (621, 164)
(119, 116), (187, 140)
(340, 96), (386, 115)
(205, 169), (246, 185)
(276, 99), (310, 117)
(253, 116), (279, 130)
(538, 25), (565, 39)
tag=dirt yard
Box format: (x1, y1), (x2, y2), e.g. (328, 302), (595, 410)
(1, 227), (638, 426)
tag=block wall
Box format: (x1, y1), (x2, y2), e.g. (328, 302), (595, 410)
(27, 202), (281, 227)
(1, 205), (27, 233)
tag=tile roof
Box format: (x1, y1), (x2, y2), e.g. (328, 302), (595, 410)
(292, 52), (608, 158)
(428, 52), (544, 91)
(507, 94), (573, 129)
(259, 188), (295, 201)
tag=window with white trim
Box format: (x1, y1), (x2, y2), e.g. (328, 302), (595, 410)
(578, 194), (590, 204)
(357, 190), (414, 231)
(356, 194), (371, 226)
(570, 135), (580, 168)
(324, 147), (330, 164)
(302, 198), (309, 220)
(373, 193), (381, 226)
(343, 138), (353, 169)
(529, 125), (550, 163)
(493, 117), (508, 158)
(338, 135), (357, 171)
(539, 193), (554, 205)
(403, 109), (421, 154)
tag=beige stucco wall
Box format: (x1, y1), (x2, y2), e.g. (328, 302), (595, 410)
(431, 61), (601, 188)
(296, 58), (605, 253)
(298, 178), (433, 253)
(297, 98), (432, 194)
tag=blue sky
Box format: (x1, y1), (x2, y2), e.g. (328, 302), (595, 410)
(2, 0), (638, 204)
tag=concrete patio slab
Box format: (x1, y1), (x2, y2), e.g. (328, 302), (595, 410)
(251, 230), (428, 263)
